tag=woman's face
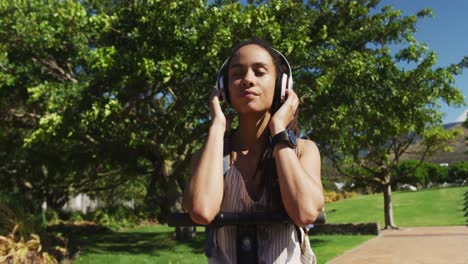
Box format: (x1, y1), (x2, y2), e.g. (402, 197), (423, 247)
(227, 44), (277, 114)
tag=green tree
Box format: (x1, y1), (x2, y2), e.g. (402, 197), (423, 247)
(295, 1), (464, 228)
(0, 0), (464, 228)
(0, 0), (95, 210)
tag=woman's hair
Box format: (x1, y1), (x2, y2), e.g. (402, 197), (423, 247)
(227, 38), (300, 212)
(226, 38), (284, 80)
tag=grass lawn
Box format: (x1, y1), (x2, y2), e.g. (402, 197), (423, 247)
(311, 235), (375, 263)
(73, 225), (206, 264)
(325, 186), (468, 227)
(72, 225), (374, 264)
(72, 186), (466, 263)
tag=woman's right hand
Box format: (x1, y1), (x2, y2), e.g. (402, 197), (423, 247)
(209, 87), (231, 130)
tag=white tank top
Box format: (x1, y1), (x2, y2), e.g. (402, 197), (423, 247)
(207, 165), (317, 264)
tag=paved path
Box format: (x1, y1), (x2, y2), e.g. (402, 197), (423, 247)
(328, 226), (468, 264)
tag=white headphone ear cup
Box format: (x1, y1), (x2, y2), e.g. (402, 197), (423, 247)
(288, 75), (293, 91)
(280, 73), (288, 102)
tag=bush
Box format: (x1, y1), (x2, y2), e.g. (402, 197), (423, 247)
(392, 160), (451, 189)
(321, 177), (338, 192)
(45, 210), (60, 225)
(0, 197), (42, 238)
(392, 160), (428, 188)
(448, 161), (468, 184)
(69, 212), (85, 222)
(324, 191), (358, 203)
(87, 208), (143, 230)
(0, 225), (63, 264)
(425, 162), (448, 184)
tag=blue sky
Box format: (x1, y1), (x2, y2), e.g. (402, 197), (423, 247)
(379, 0), (468, 123)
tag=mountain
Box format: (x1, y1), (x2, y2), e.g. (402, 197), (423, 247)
(322, 122), (467, 183)
(401, 122), (467, 165)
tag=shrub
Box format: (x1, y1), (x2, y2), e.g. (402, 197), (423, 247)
(325, 191), (343, 203)
(321, 177), (339, 192)
(448, 161), (468, 184)
(0, 225), (61, 264)
(0, 201), (41, 238)
(87, 208), (142, 230)
(425, 162), (448, 184)
(392, 160), (428, 188)
(324, 191), (359, 203)
(392, 160), (451, 188)
(45, 210), (60, 225)
(69, 212), (85, 222)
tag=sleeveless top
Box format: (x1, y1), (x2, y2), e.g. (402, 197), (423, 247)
(207, 163), (317, 264)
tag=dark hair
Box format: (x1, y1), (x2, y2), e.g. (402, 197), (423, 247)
(226, 38), (300, 212)
(227, 38), (284, 78)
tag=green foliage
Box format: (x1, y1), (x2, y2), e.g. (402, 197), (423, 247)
(44, 210), (60, 225)
(321, 177), (335, 192)
(448, 161), (468, 184)
(425, 162), (449, 184)
(392, 160), (428, 188)
(392, 160), (451, 188)
(0, 0), (464, 225)
(88, 208), (144, 230)
(0, 194), (42, 238)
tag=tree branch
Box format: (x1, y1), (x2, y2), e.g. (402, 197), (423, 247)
(32, 56), (78, 83)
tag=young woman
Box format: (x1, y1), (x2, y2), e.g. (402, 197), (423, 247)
(182, 38), (324, 263)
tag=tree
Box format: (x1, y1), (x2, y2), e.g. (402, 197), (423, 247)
(297, 1), (464, 228)
(0, 0), (464, 228)
(459, 56), (468, 68)
(0, 0), (96, 211)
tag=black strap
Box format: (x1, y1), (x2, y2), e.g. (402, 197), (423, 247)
(237, 225), (258, 264)
(204, 226), (216, 257)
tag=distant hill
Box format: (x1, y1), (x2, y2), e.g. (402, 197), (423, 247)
(401, 122), (467, 165)
(322, 122), (467, 183)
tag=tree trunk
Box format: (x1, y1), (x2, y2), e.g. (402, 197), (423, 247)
(383, 177), (398, 229)
(145, 169), (160, 219)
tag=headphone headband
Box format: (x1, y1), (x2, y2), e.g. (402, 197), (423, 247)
(271, 48), (293, 90)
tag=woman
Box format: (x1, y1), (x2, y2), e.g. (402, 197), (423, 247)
(182, 38), (324, 263)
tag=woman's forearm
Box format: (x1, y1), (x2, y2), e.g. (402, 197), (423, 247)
(182, 124), (225, 224)
(273, 142), (324, 227)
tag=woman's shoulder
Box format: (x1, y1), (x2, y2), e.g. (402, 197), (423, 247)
(297, 138), (320, 158)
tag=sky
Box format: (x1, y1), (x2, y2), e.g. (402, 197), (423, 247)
(379, 0), (468, 124)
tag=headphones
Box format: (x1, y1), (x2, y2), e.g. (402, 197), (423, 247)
(215, 48), (293, 112)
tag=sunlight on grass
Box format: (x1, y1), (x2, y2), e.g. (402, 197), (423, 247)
(74, 187), (466, 263)
(73, 225), (375, 264)
(312, 235), (375, 264)
(325, 186), (467, 227)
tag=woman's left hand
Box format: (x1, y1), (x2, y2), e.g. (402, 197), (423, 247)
(269, 89), (299, 136)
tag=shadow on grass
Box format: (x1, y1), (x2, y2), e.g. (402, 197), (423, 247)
(309, 238), (328, 246)
(49, 223), (342, 261)
(48, 224), (206, 258)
